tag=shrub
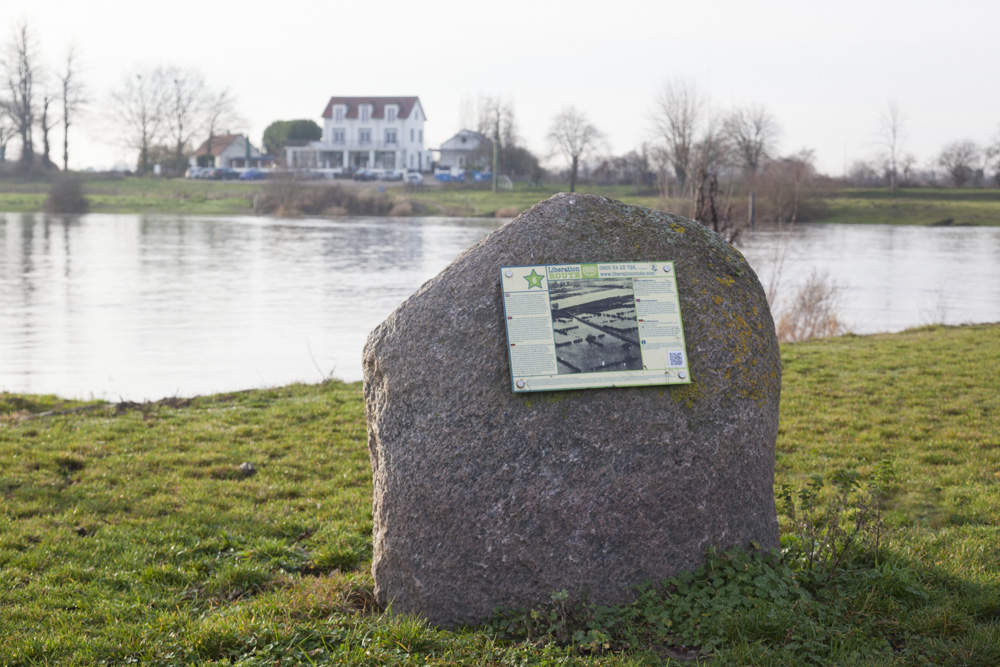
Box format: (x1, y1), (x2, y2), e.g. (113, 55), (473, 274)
(43, 174), (89, 214)
(495, 206), (522, 218)
(388, 201), (413, 217)
(259, 178), (395, 217)
(775, 268), (846, 342)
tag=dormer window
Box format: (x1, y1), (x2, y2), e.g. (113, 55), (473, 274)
(387, 106), (397, 122)
(334, 106), (344, 122)
(361, 105), (371, 122)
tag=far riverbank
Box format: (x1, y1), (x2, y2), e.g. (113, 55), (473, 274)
(1, 176), (999, 225)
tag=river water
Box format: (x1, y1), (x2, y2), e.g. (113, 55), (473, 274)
(2, 212), (998, 400)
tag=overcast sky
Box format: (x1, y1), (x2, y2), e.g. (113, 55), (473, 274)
(3, 0), (998, 175)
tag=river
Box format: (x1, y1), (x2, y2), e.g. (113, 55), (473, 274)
(2, 212), (998, 400)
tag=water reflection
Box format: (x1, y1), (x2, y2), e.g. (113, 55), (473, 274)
(2, 213), (998, 400)
(1, 213), (496, 399)
(736, 223), (1000, 333)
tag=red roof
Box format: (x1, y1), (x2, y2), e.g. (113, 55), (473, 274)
(321, 97), (424, 121)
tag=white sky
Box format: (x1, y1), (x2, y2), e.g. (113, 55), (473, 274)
(3, 0), (998, 175)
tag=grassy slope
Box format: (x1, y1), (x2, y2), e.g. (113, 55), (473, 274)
(0, 177), (260, 215)
(1, 323), (999, 664)
(3, 178), (1000, 224)
(405, 183), (662, 218)
(822, 188), (1000, 226)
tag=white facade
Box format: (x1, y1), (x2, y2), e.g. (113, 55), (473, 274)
(189, 134), (273, 170)
(286, 97), (431, 174)
(438, 129), (490, 170)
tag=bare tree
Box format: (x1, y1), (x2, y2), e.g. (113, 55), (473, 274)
(757, 149), (821, 224)
(39, 88), (55, 168)
(726, 105), (779, 227)
(109, 67), (168, 175)
(650, 79), (705, 193)
(691, 112), (738, 241)
(165, 66), (204, 173)
(476, 95), (516, 192)
(937, 140), (981, 187)
(985, 127), (1000, 187)
(0, 105), (13, 162)
(59, 46), (86, 172)
(3, 20), (39, 168)
(547, 106), (603, 193)
(875, 101), (906, 193)
(201, 87), (241, 169)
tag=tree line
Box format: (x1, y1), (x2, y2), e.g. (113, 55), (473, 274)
(0, 20), (241, 177)
(108, 67), (240, 176)
(0, 21), (84, 172)
(850, 102), (1000, 189)
(4, 20), (999, 196)
(544, 80), (826, 242)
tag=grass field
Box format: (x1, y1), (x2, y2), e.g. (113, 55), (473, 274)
(0, 177), (260, 215)
(3, 176), (1000, 225)
(404, 183), (662, 218)
(2, 323), (999, 664)
(823, 188), (1000, 226)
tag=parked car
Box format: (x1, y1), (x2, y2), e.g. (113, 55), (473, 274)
(381, 170), (404, 182)
(404, 172), (424, 185)
(352, 169), (377, 181)
(185, 166), (205, 179)
(198, 168), (220, 179)
(216, 167), (240, 180)
(239, 169), (265, 181)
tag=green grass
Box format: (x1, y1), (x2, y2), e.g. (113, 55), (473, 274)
(0, 176), (261, 215)
(821, 188), (1000, 226)
(0, 175), (661, 218)
(406, 183), (662, 218)
(5, 176), (1000, 225)
(1, 325), (999, 664)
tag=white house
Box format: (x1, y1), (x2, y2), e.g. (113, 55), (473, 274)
(438, 129), (490, 170)
(190, 134), (274, 169)
(286, 96), (431, 174)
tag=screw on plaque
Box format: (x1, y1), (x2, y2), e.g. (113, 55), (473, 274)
(678, 371), (687, 379)
(516, 380), (525, 388)
(505, 270), (513, 278)
(663, 266), (671, 273)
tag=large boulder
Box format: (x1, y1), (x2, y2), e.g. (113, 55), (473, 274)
(362, 194), (780, 627)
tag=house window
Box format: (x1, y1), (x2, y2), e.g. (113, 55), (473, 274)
(419, 129), (423, 143)
(332, 128), (345, 144)
(361, 105), (371, 122)
(387, 106), (397, 122)
(410, 129), (414, 142)
(385, 129), (397, 145)
(359, 129), (371, 144)
(334, 106), (344, 122)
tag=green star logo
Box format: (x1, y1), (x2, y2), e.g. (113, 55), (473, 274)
(524, 269), (545, 289)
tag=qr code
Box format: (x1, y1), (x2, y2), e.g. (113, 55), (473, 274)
(668, 351), (685, 367)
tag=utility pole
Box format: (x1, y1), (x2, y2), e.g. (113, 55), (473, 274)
(492, 107), (500, 194)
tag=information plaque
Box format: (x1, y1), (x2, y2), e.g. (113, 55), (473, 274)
(500, 261), (691, 392)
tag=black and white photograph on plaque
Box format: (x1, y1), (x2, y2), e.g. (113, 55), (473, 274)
(548, 278), (642, 374)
